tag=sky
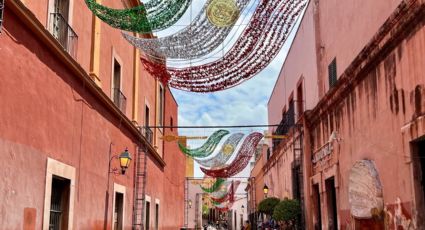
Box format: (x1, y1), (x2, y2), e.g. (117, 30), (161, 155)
(151, 0), (302, 178)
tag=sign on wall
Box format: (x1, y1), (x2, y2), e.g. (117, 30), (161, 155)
(348, 160), (384, 218)
(312, 142), (333, 164)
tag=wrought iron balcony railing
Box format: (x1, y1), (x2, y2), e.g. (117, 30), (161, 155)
(138, 126), (153, 144)
(272, 103), (295, 149)
(48, 13), (78, 58)
(112, 88), (127, 113)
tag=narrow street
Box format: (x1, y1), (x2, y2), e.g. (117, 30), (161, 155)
(0, 0), (424, 229)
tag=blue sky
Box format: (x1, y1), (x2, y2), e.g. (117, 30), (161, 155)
(152, 0), (301, 177)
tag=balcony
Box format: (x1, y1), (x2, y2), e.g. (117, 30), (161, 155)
(112, 88), (127, 113)
(48, 13), (78, 58)
(138, 126), (153, 144)
(272, 103), (295, 149)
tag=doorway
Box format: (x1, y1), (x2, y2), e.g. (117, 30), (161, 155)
(49, 176), (70, 230)
(113, 192), (124, 230)
(325, 177), (338, 230)
(412, 137), (425, 227)
(313, 184), (322, 230)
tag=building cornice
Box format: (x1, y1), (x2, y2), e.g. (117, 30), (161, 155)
(306, 0), (425, 128)
(5, 0), (166, 167)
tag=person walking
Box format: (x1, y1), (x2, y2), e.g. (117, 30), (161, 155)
(243, 220), (251, 230)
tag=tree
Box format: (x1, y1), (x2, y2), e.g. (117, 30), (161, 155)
(258, 197), (280, 215)
(272, 199), (301, 229)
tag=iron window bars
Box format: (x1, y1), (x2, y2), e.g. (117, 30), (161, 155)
(0, 0), (4, 33)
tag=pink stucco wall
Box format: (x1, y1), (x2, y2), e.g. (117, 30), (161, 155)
(268, 2), (319, 138)
(0, 1), (185, 229)
(316, 0), (402, 95)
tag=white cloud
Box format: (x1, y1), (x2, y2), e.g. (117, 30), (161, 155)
(164, 0), (302, 178)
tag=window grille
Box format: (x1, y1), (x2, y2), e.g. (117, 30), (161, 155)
(49, 177), (70, 230)
(328, 58), (337, 89)
(0, 0), (4, 33)
(48, 0), (78, 58)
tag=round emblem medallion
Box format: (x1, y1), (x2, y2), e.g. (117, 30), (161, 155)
(222, 144), (234, 155)
(207, 0), (239, 27)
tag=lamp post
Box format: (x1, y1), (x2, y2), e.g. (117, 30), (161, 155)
(263, 184), (269, 198)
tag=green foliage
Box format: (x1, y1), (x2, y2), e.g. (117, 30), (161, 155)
(272, 199), (301, 225)
(258, 197), (280, 215)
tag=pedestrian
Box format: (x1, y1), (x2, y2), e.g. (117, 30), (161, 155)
(243, 220), (251, 230)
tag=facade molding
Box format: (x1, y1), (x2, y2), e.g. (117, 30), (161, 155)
(42, 158), (76, 230)
(306, 0), (425, 128)
(4, 0), (165, 167)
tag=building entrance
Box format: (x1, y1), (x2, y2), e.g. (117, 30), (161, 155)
(412, 137), (425, 227)
(325, 177), (337, 230)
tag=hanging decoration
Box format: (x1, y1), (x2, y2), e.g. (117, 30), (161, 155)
(161, 135), (208, 142)
(206, 0), (240, 27)
(210, 181), (233, 198)
(122, 0), (251, 60)
(200, 132), (263, 177)
(178, 130), (229, 158)
(214, 197), (244, 211)
(142, 0), (307, 92)
(84, 0), (192, 33)
(211, 180), (240, 203)
(195, 133), (244, 168)
(200, 178), (226, 193)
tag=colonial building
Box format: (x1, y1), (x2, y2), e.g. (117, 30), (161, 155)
(0, 0), (185, 229)
(250, 0), (425, 229)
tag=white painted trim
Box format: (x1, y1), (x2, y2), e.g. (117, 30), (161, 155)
(112, 183), (126, 230)
(42, 158), (76, 230)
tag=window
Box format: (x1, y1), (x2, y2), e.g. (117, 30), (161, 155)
(155, 203), (159, 230)
(158, 85), (164, 126)
(112, 59), (126, 112)
(288, 97), (295, 126)
(145, 106), (150, 127)
(49, 176), (71, 230)
(297, 82), (304, 118)
(170, 117), (174, 131)
(144, 106), (153, 144)
(328, 58), (337, 89)
(0, 0), (4, 33)
(145, 201), (150, 230)
(114, 192), (124, 230)
(49, 0), (77, 57)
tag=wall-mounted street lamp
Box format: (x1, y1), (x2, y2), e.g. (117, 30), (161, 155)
(188, 199), (192, 208)
(109, 148), (132, 175)
(241, 205), (245, 213)
(263, 184), (269, 198)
